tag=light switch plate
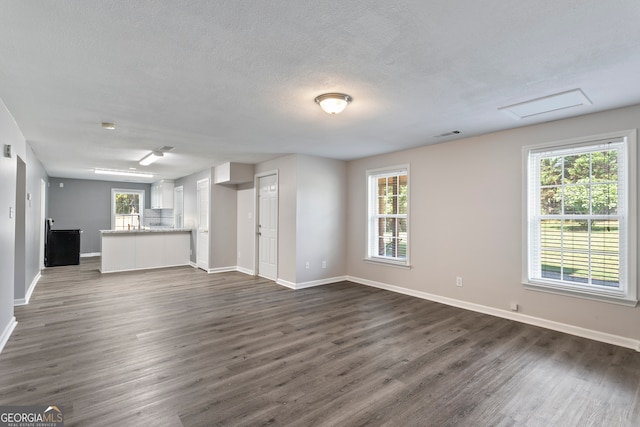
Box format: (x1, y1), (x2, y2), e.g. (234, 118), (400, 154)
(3, 144), (11, 158)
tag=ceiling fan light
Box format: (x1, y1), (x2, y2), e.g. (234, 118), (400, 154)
(315, 93), (352, 114)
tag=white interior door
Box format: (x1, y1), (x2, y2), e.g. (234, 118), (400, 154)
(196, 178), (209, 271)
(174, 186), (184, 228)
(257, 173), (278, 279)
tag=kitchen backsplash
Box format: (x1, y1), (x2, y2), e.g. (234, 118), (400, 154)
(143, 209), (174, 228)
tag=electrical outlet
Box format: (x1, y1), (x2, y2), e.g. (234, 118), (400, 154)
(322, 260), (327, 269)
(456, 277), (463, 287)
(510, 302), (519, 312)
(305, 261), (310, 269)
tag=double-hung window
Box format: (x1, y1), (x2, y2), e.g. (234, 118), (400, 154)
(367, 165), (409, 266)
(524, 130), (637, 305)
(112, 189), (145, 230)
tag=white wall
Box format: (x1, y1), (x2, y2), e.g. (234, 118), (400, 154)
(346, 104), (640, 343)
(236, 182), (255, 273)
(0, 99), (28, 350)
(24, 146), (48, 300)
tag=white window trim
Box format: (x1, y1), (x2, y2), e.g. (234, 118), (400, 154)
(522, 129), (637, 306)
(111, 188), (145, 230)
(365, 164), (411, 268)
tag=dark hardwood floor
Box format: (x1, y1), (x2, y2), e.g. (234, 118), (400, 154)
(1, 258), (639, 426)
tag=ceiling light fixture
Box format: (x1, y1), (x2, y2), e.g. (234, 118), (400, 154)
(94, 168), (153, 178)
(139, 151), (164, 166)
(101, 122), (116, 130)
(314, 93), (352, 114)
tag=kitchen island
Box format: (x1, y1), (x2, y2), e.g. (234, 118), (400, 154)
(100, 228), (192, 273)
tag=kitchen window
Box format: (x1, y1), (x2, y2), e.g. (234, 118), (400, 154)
(366, 165), (410, 267)
(524, 130), (637, 305)
(112, 189), (145, 230)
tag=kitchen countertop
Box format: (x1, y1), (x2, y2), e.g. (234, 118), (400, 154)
(100, 228), (193, 234)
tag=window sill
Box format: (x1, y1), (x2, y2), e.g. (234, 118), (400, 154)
(523, 280), (638, 307)
(363, 258), (412, 270)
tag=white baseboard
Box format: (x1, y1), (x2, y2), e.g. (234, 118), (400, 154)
(276, 276), (348, 290)
(276, 279), (296, 289)
(295, 276), (348, 289)
(347, 276), (640, 352)
(207, 266), (237, 274)
(236, 266), (255, 276)
(189, 262), (198, 268)
(100, 263), (190, 274)
(80, 252), (101, 258)
(0, 317), (17, 354)
(15, 273), (41, 306)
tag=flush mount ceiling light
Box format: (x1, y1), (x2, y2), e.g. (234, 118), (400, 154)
(314, 93), (352, 114)
(101, 122), (116, 130)
(94, 168), (153, 178)
(139, 151), (164, 166)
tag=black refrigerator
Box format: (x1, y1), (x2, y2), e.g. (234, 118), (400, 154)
(45, 219), (81, 267)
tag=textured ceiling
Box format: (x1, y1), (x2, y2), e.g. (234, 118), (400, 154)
(1, 1), (639, 182)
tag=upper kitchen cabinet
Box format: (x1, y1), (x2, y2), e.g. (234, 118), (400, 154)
(214, 162), (254, 185)
(151, 180), (174, 209)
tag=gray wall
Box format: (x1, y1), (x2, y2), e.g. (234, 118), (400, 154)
(210, 181), (237, 269)
(346, 104), (640, 343)
(295, 155), (347, 283)
(175, 168), (210, 263)
(48, 178), (151, 254)
(13, 157), (26, 302)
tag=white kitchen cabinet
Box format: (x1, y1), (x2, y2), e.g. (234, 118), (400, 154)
(100, 229), (191, 273)
(151, 179), (174, 209)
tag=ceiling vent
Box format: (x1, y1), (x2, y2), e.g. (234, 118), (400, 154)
(499, 89), (592, 120)
(156, 146), (175, 152)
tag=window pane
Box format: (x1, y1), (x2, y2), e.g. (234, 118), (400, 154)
(563, 185), (589, 214)
(541, 249), (561, 280)
(368, 168), (408, 263)
(540, 157), (562, 186)
(541, 220), (561, 249)
(540, 186), (561, 215)
(386, 196), (396, 214)
(399, 175), (408, 214)
(387, 176), (398, 195)
(385, 218), (396, 235)
(563, 154), (589, 184)
(591, 150), (618, 183)
(116, 193), (140, 215)
(562, 251), (589, 284)
(591, 183), (617, 215)
(590, 220), (619, 286)
(377, 195), (385, 215)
